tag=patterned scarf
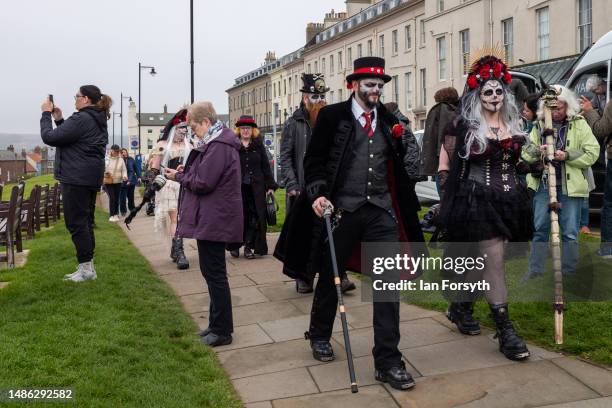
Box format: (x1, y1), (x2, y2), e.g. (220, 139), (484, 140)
(199, 120), (224, 146)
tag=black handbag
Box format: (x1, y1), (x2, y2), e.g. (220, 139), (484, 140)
(265, 192), (278, 226)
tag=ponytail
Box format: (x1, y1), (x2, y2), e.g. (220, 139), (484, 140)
(97, 94), (113, 119)
(80, 84), (113, 118)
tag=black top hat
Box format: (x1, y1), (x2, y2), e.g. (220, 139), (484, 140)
(235, 115), (258, 128)
(300, 73), (330, 94)
(346, 57), (392, 86)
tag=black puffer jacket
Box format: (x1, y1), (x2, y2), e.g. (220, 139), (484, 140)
(279, 106), (311, 192)
(40, 106), (108, 187)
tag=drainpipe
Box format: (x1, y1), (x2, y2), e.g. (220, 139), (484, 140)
(489, 0), (493, 46)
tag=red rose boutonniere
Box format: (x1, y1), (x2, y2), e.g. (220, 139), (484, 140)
(392, 124), (404, 139)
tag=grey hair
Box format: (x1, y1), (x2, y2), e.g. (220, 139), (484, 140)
(536, 85), (581, 121)
(586, 75), (603, 92)
(459, 83), (526, 159)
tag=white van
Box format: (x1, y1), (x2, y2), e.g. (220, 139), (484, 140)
(565, 30), (612, 212)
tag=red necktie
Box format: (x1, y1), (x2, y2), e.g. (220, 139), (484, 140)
(362, 112), (374, 138)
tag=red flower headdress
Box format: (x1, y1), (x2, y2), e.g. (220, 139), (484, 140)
(465, 45), (512, 90)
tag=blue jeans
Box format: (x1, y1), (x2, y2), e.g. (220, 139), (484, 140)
(528, 184), (582, 275)
(580, 197), (589, 228)
(602, 159), (612, 254)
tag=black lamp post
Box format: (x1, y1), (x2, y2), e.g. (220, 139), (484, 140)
(138, 62), (157, 158)
(190, 0), (195, 103)
(120, 93), (132, 149)
(112, 111), (121, 146)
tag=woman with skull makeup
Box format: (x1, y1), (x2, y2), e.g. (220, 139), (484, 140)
(436, 54), (533, 361)
(149, 108), (193, 270)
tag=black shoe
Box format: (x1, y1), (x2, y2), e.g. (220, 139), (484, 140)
(244, 247), (255, 259)
(174, 238), (190, 270)
(447, 302), (481, 335)
(229, 249), (240, 258)
(490, 304), (530, 361)
(200, 332), (232, 347)
(170, 237), (178, 262)
(198, 327), (211, 337)
(375, 363), (416, 391)
(296, 279), (314, 294)
(341, 277), (356, 293)
(309, 338), (335, 362)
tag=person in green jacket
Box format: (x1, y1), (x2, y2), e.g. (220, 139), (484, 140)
(521, 85), (600, 281)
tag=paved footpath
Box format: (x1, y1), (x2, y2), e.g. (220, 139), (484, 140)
(119, 211), (612, 408)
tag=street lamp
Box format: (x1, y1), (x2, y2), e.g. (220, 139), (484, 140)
(138, 62), (157, 158)
(120, 93), (132, 149)
(112, 112), (121, 146)
(190, 0), (195, 103)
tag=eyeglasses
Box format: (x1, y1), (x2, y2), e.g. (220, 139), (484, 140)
(308, 94), (326, 101)
(74, 94), (86, 100)
(482, 89), (504, 97)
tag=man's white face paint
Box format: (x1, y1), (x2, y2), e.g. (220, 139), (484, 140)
(358, 78), (385, 109)
(480, 80), (504, 113)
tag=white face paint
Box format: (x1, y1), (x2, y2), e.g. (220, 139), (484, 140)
(357, 78), (385, 109)
(480, 80), (504, 113)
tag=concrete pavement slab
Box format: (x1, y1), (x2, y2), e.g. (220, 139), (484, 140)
(551, 357), (612, 396)
(217, 338), (343, 379)
(246, 270), (293, 285)
(536, 397), (612, 408)
(271, 384), (398, 408)
(190, 300), (306, 329)
(232, 367), (319, 403)
(402, 336), (525, 376)
(245, 402), (273, 408)
(384, 359), (599, 408)
(260, 314), (347, 342)
(332, 318), (461, 358)
(258, 282), (312, 301)
(343, 303), (445, 329)
(212, 324), (274, 352)
(180, 286), (268, 313)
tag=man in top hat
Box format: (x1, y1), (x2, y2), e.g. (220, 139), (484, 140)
(280, 73), (356, 294)
(274, 57), (425, 390)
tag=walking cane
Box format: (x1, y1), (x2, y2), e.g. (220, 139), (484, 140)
(323, 204), (358, 393)
(540, 88), (564, 345)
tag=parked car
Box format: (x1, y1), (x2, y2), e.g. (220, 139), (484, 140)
(565, 30), (612, 213)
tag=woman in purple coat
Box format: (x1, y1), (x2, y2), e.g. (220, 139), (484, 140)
(164, 101), (243, 347)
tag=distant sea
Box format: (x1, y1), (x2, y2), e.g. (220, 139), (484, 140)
(0, 133), (45, 151)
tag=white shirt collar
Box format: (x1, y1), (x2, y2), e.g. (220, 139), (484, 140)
(351, 96), (377, 130)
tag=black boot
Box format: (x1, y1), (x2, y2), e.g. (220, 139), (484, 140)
(489, 304), (530, 361)
(174, 238), (190, 270)
(170, 239), (178, 262)
(296, 278), (314, 294)
(305, 332), (334, 362)
(446, 302), (481, 335)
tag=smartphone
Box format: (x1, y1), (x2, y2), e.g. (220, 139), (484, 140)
(49, 94), (54, 106)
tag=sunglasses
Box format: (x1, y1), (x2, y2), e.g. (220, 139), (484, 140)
(308, 94), (326, 101)
(482, 89), (504, 97)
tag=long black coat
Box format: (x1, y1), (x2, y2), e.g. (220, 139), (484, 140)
(274, 97), (426, 280)
(239, 138), (278, 255)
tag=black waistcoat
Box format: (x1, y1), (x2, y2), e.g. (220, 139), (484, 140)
(334, 116), (393, 215)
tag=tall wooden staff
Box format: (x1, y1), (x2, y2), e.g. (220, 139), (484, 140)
(540, 88), (564, 345)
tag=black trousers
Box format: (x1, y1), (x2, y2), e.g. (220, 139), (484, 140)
(62, 183), (97, 263)
(242, 185), (259, 248)
(119, 183), (136, 214)
(309, 203), (401, 370)
(106, 183), (121, 216)
(197, 240), (233, 336)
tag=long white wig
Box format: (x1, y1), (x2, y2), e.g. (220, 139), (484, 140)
(536, 85), (581, 121)
(459, 82), (525, 159)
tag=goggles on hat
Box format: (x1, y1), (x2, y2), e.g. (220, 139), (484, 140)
(308, 94), (326, 102)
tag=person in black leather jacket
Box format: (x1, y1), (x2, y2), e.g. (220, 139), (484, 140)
(40, 85), (111, 282)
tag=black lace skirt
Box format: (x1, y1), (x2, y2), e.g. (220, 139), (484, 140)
(440, 179), (533, 242)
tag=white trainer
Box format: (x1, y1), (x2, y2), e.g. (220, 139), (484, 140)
(63, 265), (81, 279)
(65, 261), (97, 282)
(109, 215), (119, 222)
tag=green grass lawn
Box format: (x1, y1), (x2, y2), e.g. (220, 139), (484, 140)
(0, 211), (241, 407)
(2, 174), (57, 200)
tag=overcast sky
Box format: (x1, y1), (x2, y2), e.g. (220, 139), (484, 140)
(0, 0), (345, 136)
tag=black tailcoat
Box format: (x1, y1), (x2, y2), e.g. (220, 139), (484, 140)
(274, 97), (426, 280)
